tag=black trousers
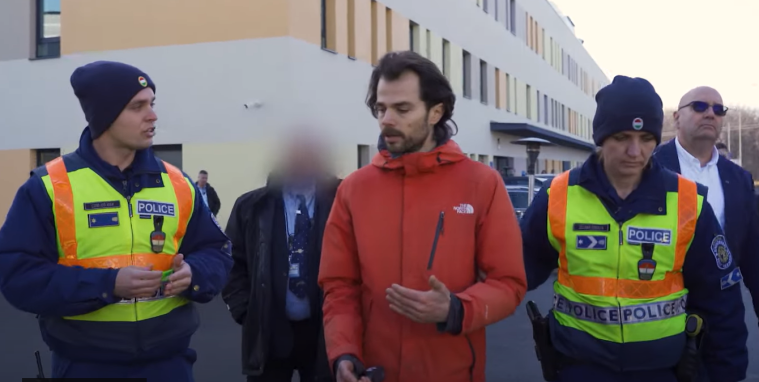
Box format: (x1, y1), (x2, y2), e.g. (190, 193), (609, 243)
(248, 319), (321, 382)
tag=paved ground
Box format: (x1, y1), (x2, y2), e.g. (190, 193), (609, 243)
(0, 277), (756, 382)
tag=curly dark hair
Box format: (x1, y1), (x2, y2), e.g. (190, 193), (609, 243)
(365, 50), (458, 143)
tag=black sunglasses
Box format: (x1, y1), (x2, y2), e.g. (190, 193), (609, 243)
(678, 101), (729, 116)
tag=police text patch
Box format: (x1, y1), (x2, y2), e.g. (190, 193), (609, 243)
(626, 226), (672, 245)
(576, 235), (607, 250)
(711, 235), (732, 270)
(136, 200), (176, 217)
(720, 267), (743, 290)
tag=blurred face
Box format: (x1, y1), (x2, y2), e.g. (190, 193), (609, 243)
(600, 131), (657, 178)
(717, 147), (729, 158)
(281, 139), (328, 180)
(374, 71), (442, 154)
(104, 88), (157, 151)
(674, 87), (726, 144)
(197, 173), (208, 187)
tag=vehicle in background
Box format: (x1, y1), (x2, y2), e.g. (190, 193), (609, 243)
(506, 186), (533, 220)
(503, 174), (556, 190)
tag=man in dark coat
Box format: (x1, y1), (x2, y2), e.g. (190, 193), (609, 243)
(196, 170), (221, 215)
(222, 138), (339, 382)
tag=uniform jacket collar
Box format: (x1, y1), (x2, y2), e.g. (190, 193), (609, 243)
(578, 152), (668, 211)
(75, 127), (162, 180)
(372, 136), (467, 176)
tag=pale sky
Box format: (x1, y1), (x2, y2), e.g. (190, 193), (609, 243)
(550, 0), (759, 110)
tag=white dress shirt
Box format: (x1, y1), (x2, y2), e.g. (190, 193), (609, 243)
(674, 137), (725, 228)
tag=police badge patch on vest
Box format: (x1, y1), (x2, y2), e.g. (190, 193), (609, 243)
(711, 235), (732, 270)
(136, 200), (176, 217)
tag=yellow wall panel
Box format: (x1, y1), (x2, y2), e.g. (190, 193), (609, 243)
(516, 80), (527, 117)
(428, 31), (443, 70)
(371, 1), (387, 64)
(415, 26), (429, 58)
(498, 70), (507, 110)
(449, 43), (464, 96)
(351, 0), (372, 62)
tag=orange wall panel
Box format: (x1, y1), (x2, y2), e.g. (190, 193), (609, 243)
(371, 1), (387, 64)
(61, 0), (290, 54)
(0, 149), (32, 227)
(387, 9), (409, 52)
(352, 0), (372, 63)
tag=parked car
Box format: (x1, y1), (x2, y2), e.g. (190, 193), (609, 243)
(506, 186), (532, 220)
(503, 175), (556, 190)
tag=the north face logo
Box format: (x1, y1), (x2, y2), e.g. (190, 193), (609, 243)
(453, 204), (474, 214)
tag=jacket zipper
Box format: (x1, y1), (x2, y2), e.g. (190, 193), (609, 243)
(427, 211), (445, 270)
(123, 180), (139, 351)
(617, 222), (624, 347)
(398, 176), (405, 376)
(466, 334), (475, 382)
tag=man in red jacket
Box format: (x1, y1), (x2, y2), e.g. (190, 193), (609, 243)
(318, 51), (527, 382)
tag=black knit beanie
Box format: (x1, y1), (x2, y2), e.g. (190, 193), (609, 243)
(592, 75), (664, 146)
(70, 61), (156, 139)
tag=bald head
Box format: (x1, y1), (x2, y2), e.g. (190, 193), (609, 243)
(674, 86), (727, 145)
(678, 86), (723, 109)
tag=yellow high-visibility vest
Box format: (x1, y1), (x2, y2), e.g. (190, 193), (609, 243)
(40, 154), (195, 322)
(546, 169), (702, 343)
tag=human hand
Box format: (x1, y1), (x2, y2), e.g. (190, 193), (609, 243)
(164, 254), (193, 296)
(113, 265), (163, 299)
(386, 275), (451, 323)
(336, 360), (371, 382)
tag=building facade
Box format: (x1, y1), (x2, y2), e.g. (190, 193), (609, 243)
(0, 0), (608, 227)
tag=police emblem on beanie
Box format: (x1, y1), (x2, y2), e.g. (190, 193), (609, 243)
(632, 117), (644, 130)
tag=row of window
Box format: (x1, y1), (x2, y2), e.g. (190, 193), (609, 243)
(473, 0), (606, 98)
(408, 22), (592, 141)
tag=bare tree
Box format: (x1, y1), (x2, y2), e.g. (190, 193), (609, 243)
(660, 105), (759, 179)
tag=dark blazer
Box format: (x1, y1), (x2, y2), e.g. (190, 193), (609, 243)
(221, 174), (340, 379)
(654, 139), (759, 322)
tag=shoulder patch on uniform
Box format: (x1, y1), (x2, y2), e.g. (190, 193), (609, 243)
(711, 235), (732, 270)
(720, 267), (743, 290)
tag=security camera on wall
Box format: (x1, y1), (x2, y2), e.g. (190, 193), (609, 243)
(244, 101), (263, 109)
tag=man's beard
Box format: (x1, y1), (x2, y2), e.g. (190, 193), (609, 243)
(382, 123), (433, 155)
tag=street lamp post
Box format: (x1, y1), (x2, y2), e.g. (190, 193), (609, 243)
(511, 137), (553, 206)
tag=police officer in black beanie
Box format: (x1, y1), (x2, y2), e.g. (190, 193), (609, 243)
(520, 75), (748, 382)
(0, 60), (233, 381)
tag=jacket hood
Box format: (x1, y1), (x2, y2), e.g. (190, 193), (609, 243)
(371, 135), (467, 175)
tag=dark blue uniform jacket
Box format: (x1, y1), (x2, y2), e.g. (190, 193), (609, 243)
(654, 138), (759, 323)
(521, 153), (748, 382)
(0, 128), (233, 362)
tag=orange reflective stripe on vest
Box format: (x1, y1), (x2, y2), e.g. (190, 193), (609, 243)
(45, 156), (193, 270)
(548, 171), (698, 299)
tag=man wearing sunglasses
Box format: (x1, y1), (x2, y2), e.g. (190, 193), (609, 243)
(654, 86), (759, 329)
